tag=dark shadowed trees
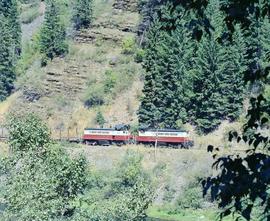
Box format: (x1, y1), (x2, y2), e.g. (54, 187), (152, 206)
(72, 0), (93, 30)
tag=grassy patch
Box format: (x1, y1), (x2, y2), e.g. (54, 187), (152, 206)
(21, 5), (40, 24)
(147, 207), (235, 221)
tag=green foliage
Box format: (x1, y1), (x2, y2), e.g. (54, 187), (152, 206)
(122, 36), (136, 54)
(0, 15), (16, 101)
(134, 48), (145, 63)
(191, 0), (247, 133)
(176, 185), (204, 210)
(40, 0), (68, 65)
(139, 0), (247, 133)
(72, 0), (93, 30)
(7, 114), (51, 153)
(73, 151), (154, 221)
(138, 4), (195, 129)
(0, 0), (21, 52)
(17, 30), (41, 75)
(83, 84), (105, 108)
(104, 69), (117, 93)
(1, 114), (88, 221)
(203, 1), (270, 220)
(95, 110), (105, 127)
(0, 0), (21, 101)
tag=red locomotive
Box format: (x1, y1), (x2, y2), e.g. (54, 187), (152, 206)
(135, 129), (193, 148)
(82, 128), (132, 146)
(82, 126), (193, 148)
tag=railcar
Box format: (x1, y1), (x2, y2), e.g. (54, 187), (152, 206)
(135, 129), (193, 148)
(82, 128), (131, 146)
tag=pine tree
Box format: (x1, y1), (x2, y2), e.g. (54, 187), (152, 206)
(0, 0), (21, 55)
(138, 20), (163, 128)
(191, 0), (228, 133)
(192, 0), (248, 133)
(96, 110), (105, 128)
(72, 0), (93, 30)
(219, 23), (247, 120)
(40, 0), (68, 65)
(247, 2), (270, 84)
(138, 4), (195, 129)
(0, 15), (16, 101)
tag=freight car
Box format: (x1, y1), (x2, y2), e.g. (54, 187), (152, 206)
(82, 126), (193, 148)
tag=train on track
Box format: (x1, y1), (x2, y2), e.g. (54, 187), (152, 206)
(82, 125), (194, 148)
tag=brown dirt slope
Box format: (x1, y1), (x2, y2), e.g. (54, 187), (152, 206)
(2, 0), (143, 137)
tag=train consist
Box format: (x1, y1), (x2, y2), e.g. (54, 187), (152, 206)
(82, 126), (194, 148)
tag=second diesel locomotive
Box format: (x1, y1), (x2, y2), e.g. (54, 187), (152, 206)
(82, 127), (193, 148)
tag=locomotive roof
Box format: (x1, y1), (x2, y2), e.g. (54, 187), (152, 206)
(84, 128), (118, 131)
(142, 129), (187, 132)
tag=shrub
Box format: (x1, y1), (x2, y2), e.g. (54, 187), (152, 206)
(2, 114), (88, 221)
(134, 48), (145, 63)
(73, 151), (154, 221)
(176, 185), (204, 209)
(122, 36), (136, 54)
(95, 110), (105, 128)
(7, 113), (51, 153)
(83, 85), (105, 108)
(104, 69), (117, 93)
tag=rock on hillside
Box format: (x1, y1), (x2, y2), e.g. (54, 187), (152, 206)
(113, 0), (138, 12)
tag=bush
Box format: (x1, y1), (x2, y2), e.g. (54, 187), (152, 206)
(95, 110), (105, 128)
(134, 48), (145, 63)
(73, 151), (154, 221)
(83, 85), (105, 108)
(122, 36), (136, 54)
(7, 113), (51, 153)
(176, 185), (204, 210)
(2, 114), (88, 221)
(104, 69), (117, 93)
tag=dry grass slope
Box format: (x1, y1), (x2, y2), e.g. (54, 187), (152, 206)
(1, 0), (143, 136)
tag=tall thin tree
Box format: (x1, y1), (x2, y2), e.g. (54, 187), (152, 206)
(40, 0), (68, 65)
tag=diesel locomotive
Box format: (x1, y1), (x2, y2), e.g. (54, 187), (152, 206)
(82, 126), (193, 148)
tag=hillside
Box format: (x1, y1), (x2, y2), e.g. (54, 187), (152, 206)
(0, 0), (143, 137)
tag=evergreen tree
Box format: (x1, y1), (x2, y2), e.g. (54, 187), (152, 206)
(0, 0), (21, 55)
(138, 20), (163, 128)
(40, 0), (68, 65)
(191, 36), (225, 133)
(138, 4), (195, 128)
(95, 110), (105, 128)
(72, 0), (93, 30)
(247, 3), (270, 89)
(219, 23), (247, 120)
(0, 15), (16, 101)
(191, 0), (228, 133)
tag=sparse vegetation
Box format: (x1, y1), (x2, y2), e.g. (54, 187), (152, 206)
(20, 3), (40, 24)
